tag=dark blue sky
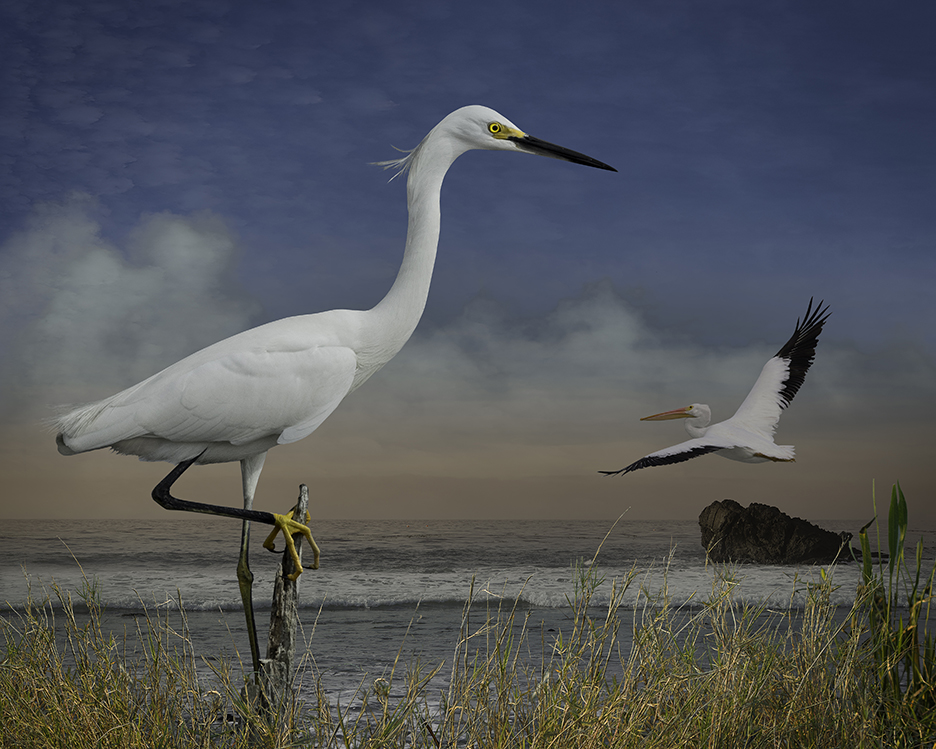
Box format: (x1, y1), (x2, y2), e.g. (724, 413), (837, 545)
(1, 0), (934, 521)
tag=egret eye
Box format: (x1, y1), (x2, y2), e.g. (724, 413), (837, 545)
(488, 122), (502, 135)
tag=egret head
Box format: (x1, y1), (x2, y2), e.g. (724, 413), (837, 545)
(641, 403), (711, 422)
(380, 106), (615, 178)
(444, 105), (616, 170)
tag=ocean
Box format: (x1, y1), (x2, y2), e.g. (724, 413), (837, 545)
(2, 515), (932, 708)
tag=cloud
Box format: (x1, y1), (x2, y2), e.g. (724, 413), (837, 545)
(3, 193), (931, 468)
(3, 191), (932, 440)
(0, 200), (932, 521)
(301, 281), (935, 486)
(0, 194), (260, 418)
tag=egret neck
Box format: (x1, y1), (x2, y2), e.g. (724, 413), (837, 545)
(367, 133), (454, 363)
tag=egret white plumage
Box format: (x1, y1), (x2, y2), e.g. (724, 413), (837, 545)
(54, 105), (615, 673)
(600, 299), (830, 476)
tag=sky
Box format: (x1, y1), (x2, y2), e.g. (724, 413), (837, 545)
(1, 0), (934, 525)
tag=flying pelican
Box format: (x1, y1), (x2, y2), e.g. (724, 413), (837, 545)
(600, 299), (830, 476)
(54, 105), (615, 673)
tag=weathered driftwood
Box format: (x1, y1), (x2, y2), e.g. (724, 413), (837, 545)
(244, 484), (311, 714)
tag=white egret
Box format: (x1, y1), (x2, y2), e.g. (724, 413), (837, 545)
(55, 105), (615, 673)
(600, 299), (830, 476)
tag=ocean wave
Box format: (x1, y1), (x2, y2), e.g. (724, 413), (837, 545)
(1, 562), (864, 614)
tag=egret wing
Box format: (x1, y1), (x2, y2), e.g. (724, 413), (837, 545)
(59, 344), (357, 451)
(173, 346), (357, 445)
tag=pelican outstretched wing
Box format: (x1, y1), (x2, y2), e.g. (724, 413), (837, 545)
(731, 298), (830, 436)
(599, 439), (727, 476)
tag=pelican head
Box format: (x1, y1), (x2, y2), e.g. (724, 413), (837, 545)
(641, 403), (712, 425)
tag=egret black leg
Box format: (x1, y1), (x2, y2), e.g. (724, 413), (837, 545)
(237, 518), (262, 675)
(152, 456), (278, 525)
(151, 456), (318, 677)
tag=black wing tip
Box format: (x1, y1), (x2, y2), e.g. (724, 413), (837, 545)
(775, 297), (831, 361)
(598, 466), (637, 477)
(773, 297), (831, 408)
(800, 297), (832, 330)
(599, 445), (722, 476)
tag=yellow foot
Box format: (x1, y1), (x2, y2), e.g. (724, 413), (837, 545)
(263, 509), (320, 579)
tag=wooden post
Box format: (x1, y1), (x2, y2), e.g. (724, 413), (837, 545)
(258, 484), (310, 712)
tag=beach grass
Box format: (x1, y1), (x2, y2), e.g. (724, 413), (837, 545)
(3, 485), (935, 748)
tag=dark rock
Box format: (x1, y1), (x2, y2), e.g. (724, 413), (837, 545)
(699, 499), (853, 564)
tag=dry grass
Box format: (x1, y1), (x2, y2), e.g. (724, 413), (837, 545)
(3, 496), (935, 748)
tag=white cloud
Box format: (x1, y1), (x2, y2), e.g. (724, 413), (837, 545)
(306, 280), (935, 482)
(0, 194), (260, 416)
(2, 197), (932, 496)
